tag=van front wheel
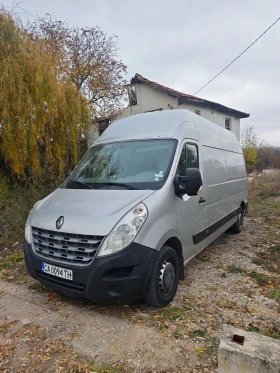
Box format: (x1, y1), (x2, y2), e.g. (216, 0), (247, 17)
(144, 246), (179, 308)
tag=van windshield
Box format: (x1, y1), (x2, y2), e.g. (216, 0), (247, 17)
(64, 139), (177, 190)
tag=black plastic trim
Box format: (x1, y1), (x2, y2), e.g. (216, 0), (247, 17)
(24, 239), (158, 303)
(36, 271), (86, 292)
(193, 206), (242, 244)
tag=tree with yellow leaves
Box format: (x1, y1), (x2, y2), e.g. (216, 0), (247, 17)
(241, 125), (258, 173)
(0, 11), (92, 183)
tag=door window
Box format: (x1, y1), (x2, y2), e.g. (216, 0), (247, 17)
(177, 143), (199, 175)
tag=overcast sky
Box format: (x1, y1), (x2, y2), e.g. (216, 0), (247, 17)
(3, 0), (280, 145)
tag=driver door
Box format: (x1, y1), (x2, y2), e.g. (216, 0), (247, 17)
(175, 140), (206, 261)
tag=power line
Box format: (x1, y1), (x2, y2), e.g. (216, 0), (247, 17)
(193, 17), (280, 96)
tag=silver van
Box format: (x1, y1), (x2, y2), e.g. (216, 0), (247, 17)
(24, 110), (248, 307)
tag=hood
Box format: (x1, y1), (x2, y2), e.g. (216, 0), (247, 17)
(29, 188), (154, 236)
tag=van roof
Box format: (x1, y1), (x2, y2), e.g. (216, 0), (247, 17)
(94, 109), (237, 145)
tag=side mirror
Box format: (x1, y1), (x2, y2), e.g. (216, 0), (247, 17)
(174, 168), (202, 197)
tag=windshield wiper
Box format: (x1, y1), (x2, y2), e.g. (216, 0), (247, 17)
(100, 182), (138, 190)
(69, 179), (95, 189)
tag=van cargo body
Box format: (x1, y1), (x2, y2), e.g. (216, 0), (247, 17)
(24, 110), (248, 307)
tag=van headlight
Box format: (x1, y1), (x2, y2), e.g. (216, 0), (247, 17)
(25, 200), (41, 244)
(97, 203), (148, 257)
(25, 218), (32, 244)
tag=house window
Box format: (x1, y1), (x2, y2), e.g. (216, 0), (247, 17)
(225, 118), (231, 130)
(98, 118), (111, 136)
(195, 110), (201, 116)
(128, 86), (137, 106)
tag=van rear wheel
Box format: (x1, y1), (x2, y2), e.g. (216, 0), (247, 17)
(144, 246), (179, 308)
(229, 210), (243, 234)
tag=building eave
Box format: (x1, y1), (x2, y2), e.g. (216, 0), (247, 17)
(131, 73), (250, 119)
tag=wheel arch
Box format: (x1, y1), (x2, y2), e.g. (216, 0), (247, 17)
(241, 201), (248, 215)
(162, 237), (184, 280)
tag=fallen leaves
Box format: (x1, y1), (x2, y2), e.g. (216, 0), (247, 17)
(267, 284), (276, 289)
(71, 331), (80, 341)
(205, 309), (216, 315)
(0, 321), (97, 372)
(251, 321), (260, 328)
(154, 314), (163, 319)
(109, 345), (115, 353)
(194, 347), (207, 353)
(48, 293), (58, 302)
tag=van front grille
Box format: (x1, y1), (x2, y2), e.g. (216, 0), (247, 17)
(31, 227), (104, 265)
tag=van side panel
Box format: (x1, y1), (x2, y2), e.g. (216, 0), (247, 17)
(231, 140), (243, 153)
(232, 152), (247, 207)
(197, 126), (247, 232)
(221, 136), (233, 152)
(223, 151), (236, 181)
(197, 128), (230, 225)
(223, 150), (236, 212)
(198, 127), (224, 149)
(202, 145), (232, 225)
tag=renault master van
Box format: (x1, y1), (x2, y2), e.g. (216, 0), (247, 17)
(24, 110), (248, 307)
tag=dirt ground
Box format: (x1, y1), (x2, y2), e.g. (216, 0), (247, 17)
(0, 175), (279, 373)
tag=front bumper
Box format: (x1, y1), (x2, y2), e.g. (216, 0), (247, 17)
(24, 240), (157, 303)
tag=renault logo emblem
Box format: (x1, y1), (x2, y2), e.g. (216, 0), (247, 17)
(56, 216), (64, 230)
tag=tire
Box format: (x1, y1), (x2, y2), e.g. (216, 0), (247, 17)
(229, 210), (244, 234)
(144, 246), (180, 308)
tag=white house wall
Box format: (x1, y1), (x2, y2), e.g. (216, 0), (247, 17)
(178, 102), (241, 140)
(117, 83), (178, 119)
(117, 84), (240, 140)
(87, 123), (99, 147)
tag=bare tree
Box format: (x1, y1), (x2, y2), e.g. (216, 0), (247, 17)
(28, 15), (127, 117)
(257, 146), (280, 170)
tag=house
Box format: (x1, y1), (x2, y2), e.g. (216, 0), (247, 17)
(88, 73), (250, 145)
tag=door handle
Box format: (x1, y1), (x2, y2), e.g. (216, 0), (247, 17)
(199, 197), (206, 203)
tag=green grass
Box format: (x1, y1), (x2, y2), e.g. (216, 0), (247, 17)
(0, 175), (57, 252)
(248, 271), (272, 286)
(91, 363), (124, 373)
(252, 258), (266, 267)
(266, 332), (280, 340)
(205, 336), (219, 354)
(247, 325), (260, 333)
(160, 306), (188, 321)
(190, 329), (207, 338)
(226, 264), (278, 288)
(0, 252), (24, 269)
(173, 330), (184, 339)
(247, 325), (280, 340)
(271, 244), (280, 251)
(252, 244), (280, 277)
(269, 290), (280, 300)
(226, 266), (246, 274)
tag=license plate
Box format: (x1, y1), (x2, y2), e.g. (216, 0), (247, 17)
(42, 262), (73, 281)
